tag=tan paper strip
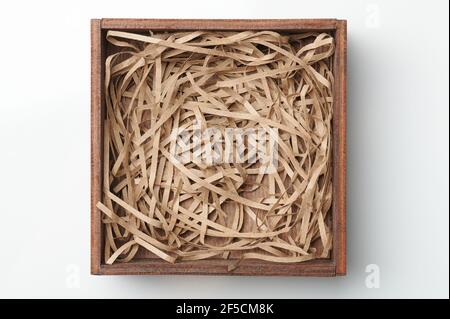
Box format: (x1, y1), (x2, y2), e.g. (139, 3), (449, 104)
(98, 29), (334, 270)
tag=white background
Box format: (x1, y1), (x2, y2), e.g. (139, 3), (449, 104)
(0, 0), (448, 298)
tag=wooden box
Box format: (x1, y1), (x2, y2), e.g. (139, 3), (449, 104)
(91, 19), (346, 276)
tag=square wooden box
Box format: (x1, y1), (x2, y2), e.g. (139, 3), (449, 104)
(91, 19), (347, 276)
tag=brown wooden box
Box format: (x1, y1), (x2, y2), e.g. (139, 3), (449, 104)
(91, 19), (347, 276)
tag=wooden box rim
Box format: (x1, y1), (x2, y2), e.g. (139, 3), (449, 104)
(91, 18), (347, 276)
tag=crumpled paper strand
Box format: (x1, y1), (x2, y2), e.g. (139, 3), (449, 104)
(97, 30), (334, 268)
